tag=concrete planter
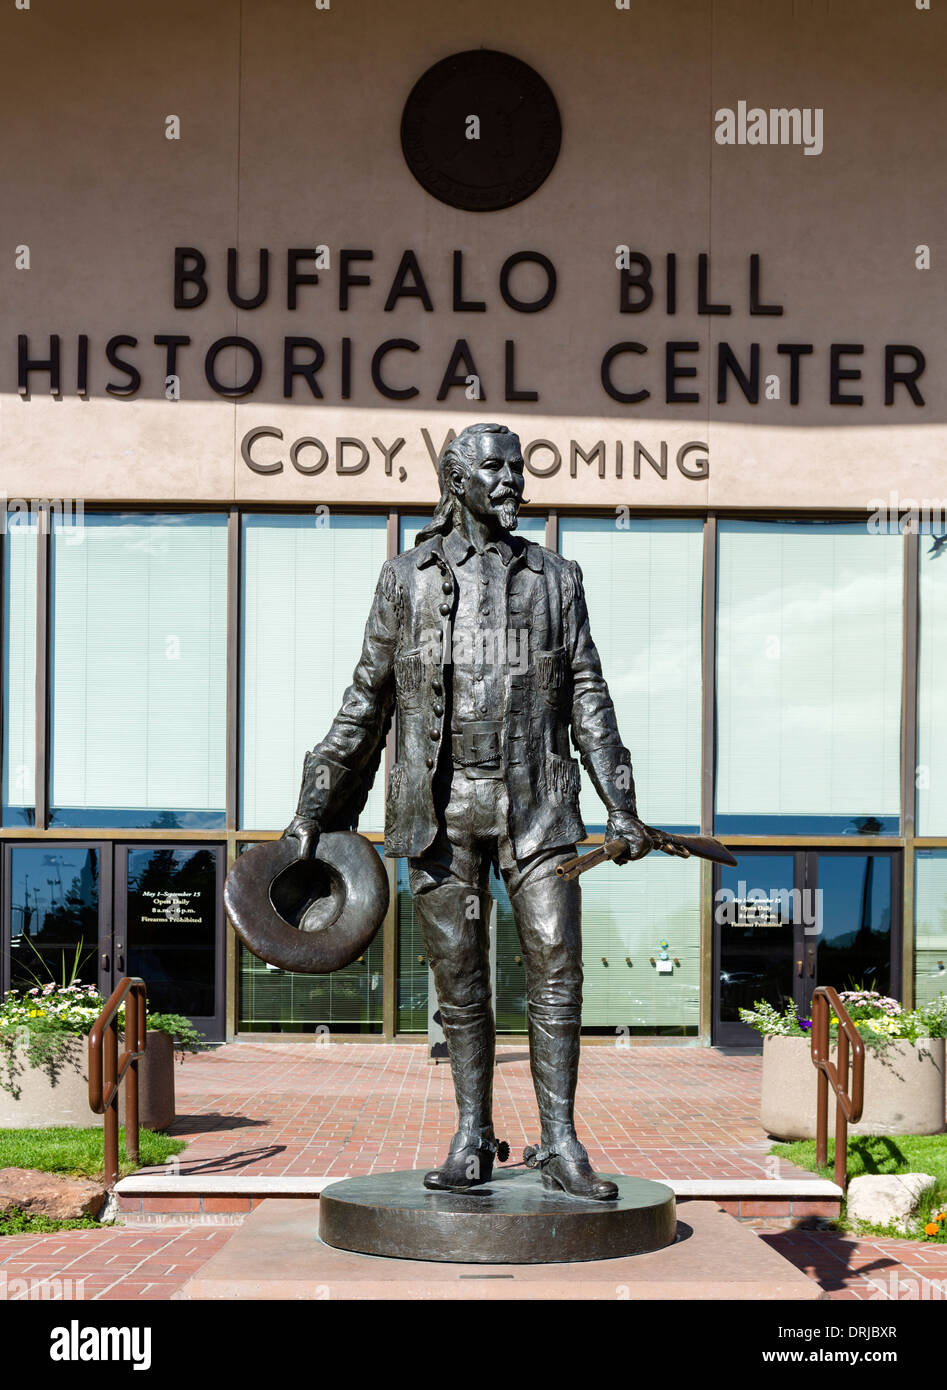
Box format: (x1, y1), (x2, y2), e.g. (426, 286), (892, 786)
(761, 1034), (947, 1140)
(0, 1030), (176, 1132)
(120, 1031), (176, 1133)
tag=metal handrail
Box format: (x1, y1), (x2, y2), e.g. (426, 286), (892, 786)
(88, 976), (147, 1190)
(810, 985), (865, 1191)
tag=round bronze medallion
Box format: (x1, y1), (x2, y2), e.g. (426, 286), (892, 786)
(400, 50), (561, 212)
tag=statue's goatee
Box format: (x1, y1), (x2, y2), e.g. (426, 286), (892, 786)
(498, 499), (519, 531)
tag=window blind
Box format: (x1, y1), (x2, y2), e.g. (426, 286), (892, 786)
(241, 513), (387, 830)
(716, 522), (902, 824)
(918, 537), (947, 833)
(50, 514), (227, 817)
(915, 852), (947, 1007)
(2, 519), (37, 813)
(579, 855), (701, 1029)
(558, 518), (703, 828)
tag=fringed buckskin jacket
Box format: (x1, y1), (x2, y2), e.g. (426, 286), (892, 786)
(294, 529), (639, 861)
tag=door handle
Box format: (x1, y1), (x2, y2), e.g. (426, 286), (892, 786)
(100, 951), (110, 971)
(807, 958), (815, 978)
(796, 959), (803, 977)
(115, 942), (125, 973)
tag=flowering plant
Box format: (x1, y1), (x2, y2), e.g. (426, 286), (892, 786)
(924, 1211), (947, 1240)
(0, 982), (103, 1034)
(737, 1000), (811, 1038)
(0, 982), (104, 1095)
(0, 983), (205, 1097)
(740, 990), (947, 1055)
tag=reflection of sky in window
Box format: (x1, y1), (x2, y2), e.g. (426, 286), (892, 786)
(9, 848), (97, 937)
(817, 856), (892, 944)
(918, 535), (947, 833)
(717, 523), (902, 817)
(560, 518), (703, 828)
(568, 525), (702, 702)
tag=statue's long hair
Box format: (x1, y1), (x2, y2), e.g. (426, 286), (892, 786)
(414, 423), (519, 546)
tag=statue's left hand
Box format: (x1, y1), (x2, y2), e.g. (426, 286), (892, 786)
(605, 814), (659, 864)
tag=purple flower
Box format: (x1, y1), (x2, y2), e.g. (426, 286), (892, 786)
(798, 1018), (812, 1031)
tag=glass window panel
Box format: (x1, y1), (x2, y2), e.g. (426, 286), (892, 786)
(917, 529), (947, 833)
(579, 854), (700, 1032)
(400, 854), (698, 1034)
(241, 514), (387, 831)
(238, 842), (384, 1032)
(8, 846), (99, 994)
(50, 514), (227, 828)
(559, 518), (703, 830)
(915, 851), (947, 1007)
(2, 517), (37, 822)
(716, 521), (902, 833)
(397, 860), (427, 1032)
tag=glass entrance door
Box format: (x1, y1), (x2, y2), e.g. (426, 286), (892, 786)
(2, 841), (225, 1041)
(714, 851), (800, 1047)
(811, 852), (898, 1005)
(2, 843), (106, 998)
(713, 850), (900, 1046)
(113, 844), (225, 1041)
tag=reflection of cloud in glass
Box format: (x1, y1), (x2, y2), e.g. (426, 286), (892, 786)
(561, 520), (703, 823)
(717, 527), (902, 816)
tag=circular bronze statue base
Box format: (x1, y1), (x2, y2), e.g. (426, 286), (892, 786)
(319, 1168), (677, 1264)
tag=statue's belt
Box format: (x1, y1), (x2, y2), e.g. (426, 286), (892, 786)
(451, 720), (503, 779)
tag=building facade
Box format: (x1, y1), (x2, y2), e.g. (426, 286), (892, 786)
(2, 0), (945, 1045)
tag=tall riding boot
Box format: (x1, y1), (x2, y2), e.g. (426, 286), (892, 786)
(413, 883), (500, 1190)
(526, 1004), (617, 1200)
(515, 872), (618, 1201)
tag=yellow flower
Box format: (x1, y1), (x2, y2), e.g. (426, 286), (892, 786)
(925, 1223), (940, 1236)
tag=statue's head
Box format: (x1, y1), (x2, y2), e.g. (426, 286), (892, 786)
(417, 423), (525, 544)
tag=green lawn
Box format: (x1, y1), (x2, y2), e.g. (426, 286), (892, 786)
(0, 1126), (185, 1180)
(0, 1125), (186, 1236)
(0, 1209), (101, 1236)
(771, 1133), (947, 1241)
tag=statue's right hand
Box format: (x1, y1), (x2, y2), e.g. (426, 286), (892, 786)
(281, 814), (320, 860)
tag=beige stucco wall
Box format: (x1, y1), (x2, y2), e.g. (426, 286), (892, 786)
(0, 0), (943, 509)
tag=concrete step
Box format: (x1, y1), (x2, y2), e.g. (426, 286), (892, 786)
(175, 1197), (826, 1301)
(115, 1172), (843, 1226)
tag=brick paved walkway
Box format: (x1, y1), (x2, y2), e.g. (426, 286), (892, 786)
(0, 1228), (232, 1300)
(2, 1043), (944, 1301)
(145, 1040), (785, 1180)
(758, 1228), (947, 1301)
(1, 1222), (941, 1302)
